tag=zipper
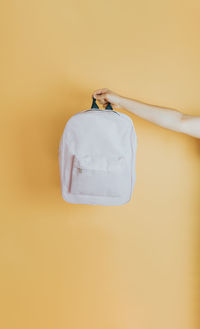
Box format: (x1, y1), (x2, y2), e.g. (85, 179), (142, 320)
(70, 109), (120, 119)
(84, 109), (120, 115)
(68, 154), (75, 193)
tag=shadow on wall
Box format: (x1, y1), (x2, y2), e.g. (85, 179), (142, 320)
(15, 83), (91, 204)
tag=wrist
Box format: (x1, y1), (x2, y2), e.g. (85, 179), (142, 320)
(118, 96), (128, 109)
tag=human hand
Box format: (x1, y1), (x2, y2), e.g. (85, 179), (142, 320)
(92, 88), (124, 109)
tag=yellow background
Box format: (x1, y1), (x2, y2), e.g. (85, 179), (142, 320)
(0, 0), (200, 328)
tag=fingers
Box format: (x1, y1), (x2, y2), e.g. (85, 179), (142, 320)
(92, 88), (110, 109)
(92, 88), (109, 99)
(97, 96), (108, 106)
(92, 88), (122, 109)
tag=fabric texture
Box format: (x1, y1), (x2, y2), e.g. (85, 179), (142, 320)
(59, 109), (137, 205)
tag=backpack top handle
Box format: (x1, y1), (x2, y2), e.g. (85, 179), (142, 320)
(91, 97), (113, 110)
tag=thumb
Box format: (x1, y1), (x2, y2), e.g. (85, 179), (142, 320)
(92, 88), (109, 99)
(94, 94), (109, 106)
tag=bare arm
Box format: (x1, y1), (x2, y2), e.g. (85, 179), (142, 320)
(92, 88), (200, 138)
(119, 96), (200, 138)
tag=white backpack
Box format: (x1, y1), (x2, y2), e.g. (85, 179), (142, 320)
(59, 97), (137, 206)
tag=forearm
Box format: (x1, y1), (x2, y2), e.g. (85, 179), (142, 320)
(93, 88), (200, 138)
(119, 96), (183, 132)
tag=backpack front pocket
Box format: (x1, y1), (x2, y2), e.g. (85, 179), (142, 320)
(68, 155), (128, 197)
